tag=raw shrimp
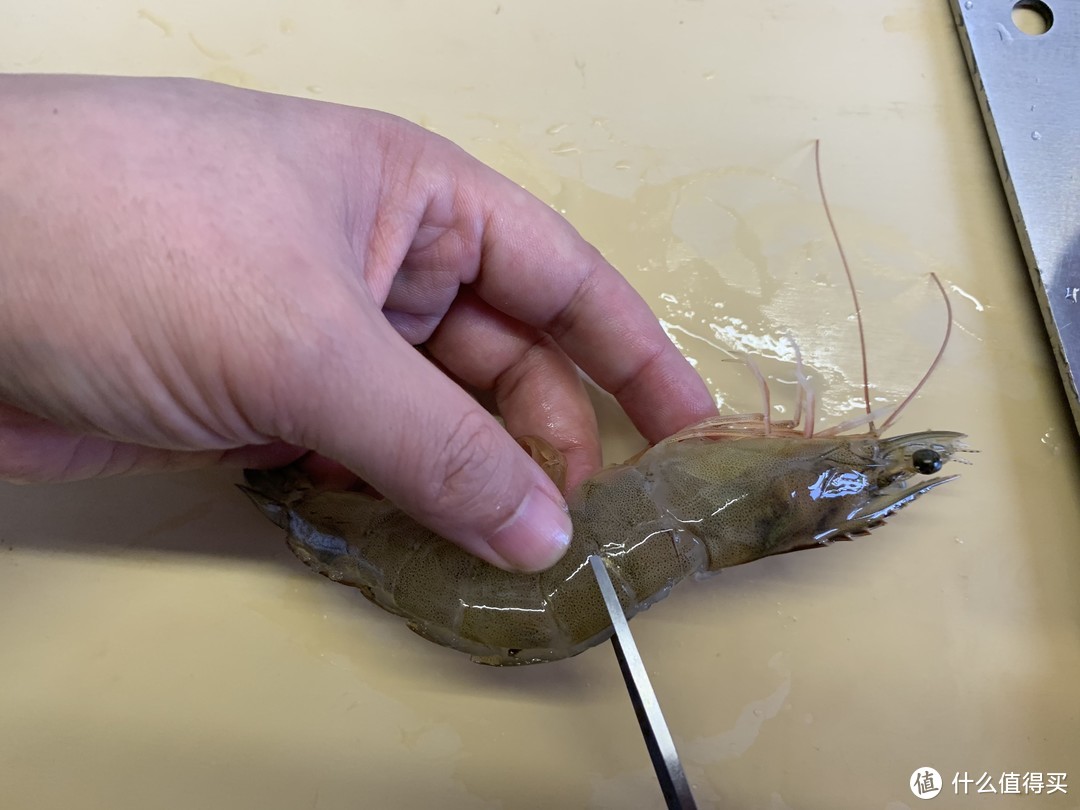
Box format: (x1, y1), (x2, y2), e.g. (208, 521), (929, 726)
(240, 143), (967, 666)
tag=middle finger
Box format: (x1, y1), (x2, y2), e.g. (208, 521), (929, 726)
(425, 288), (601, 493)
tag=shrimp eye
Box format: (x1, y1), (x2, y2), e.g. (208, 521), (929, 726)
(911, 448), (942, 475)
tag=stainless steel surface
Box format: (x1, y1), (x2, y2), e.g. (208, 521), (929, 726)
(588, 556), (698, 810)
(952, 0), (1080, 433)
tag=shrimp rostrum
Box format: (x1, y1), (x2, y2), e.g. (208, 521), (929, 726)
(240, 144), (967, 666)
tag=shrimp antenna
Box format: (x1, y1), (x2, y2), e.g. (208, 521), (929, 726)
(812, 140), (873, 430)
(878, 272), (952, 432)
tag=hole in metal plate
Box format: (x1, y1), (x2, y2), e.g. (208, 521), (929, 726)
(1012, 0), (1053, 35)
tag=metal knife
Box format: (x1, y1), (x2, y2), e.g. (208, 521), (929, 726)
(589, 555), (699, 810)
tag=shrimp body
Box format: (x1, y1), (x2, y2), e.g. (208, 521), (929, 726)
(242, 142), (964, 666)
(241, 422), (965, 665)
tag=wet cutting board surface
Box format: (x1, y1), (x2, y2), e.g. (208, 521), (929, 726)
(1, 2), (1078, 808)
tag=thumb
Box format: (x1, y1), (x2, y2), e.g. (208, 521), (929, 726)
(288, 320), (573, 573)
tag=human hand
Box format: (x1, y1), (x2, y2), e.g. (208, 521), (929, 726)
(0, 75), (716, 571)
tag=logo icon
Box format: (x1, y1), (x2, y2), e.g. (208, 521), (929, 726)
(911, 767), (943, 799)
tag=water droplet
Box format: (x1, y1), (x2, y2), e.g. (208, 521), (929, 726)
(545, 122), (568, 135)
(550, 142), (580, 156)
(305, 85), (323, 95)
(1031, 130), (1042, 141)
(613, 159), (631, 171)
(1040, 430), (1060, 455)
(965, 0), (973, 8)
(702, 71), (716, 80)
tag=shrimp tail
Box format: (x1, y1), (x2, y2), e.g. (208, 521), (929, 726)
(238, 467), (323, 530)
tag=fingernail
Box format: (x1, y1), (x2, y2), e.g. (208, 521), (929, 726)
(487, 485), (572, 572)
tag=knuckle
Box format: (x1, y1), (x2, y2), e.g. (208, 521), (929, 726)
(426, 410), (511, 519)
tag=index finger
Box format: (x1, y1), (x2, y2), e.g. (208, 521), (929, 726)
(462, 166), (717, 442)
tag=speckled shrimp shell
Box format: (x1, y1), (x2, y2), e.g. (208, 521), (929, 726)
(240, 425), (965, 665)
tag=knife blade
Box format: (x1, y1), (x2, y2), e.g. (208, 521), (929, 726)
(588, 554), (698, 810)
